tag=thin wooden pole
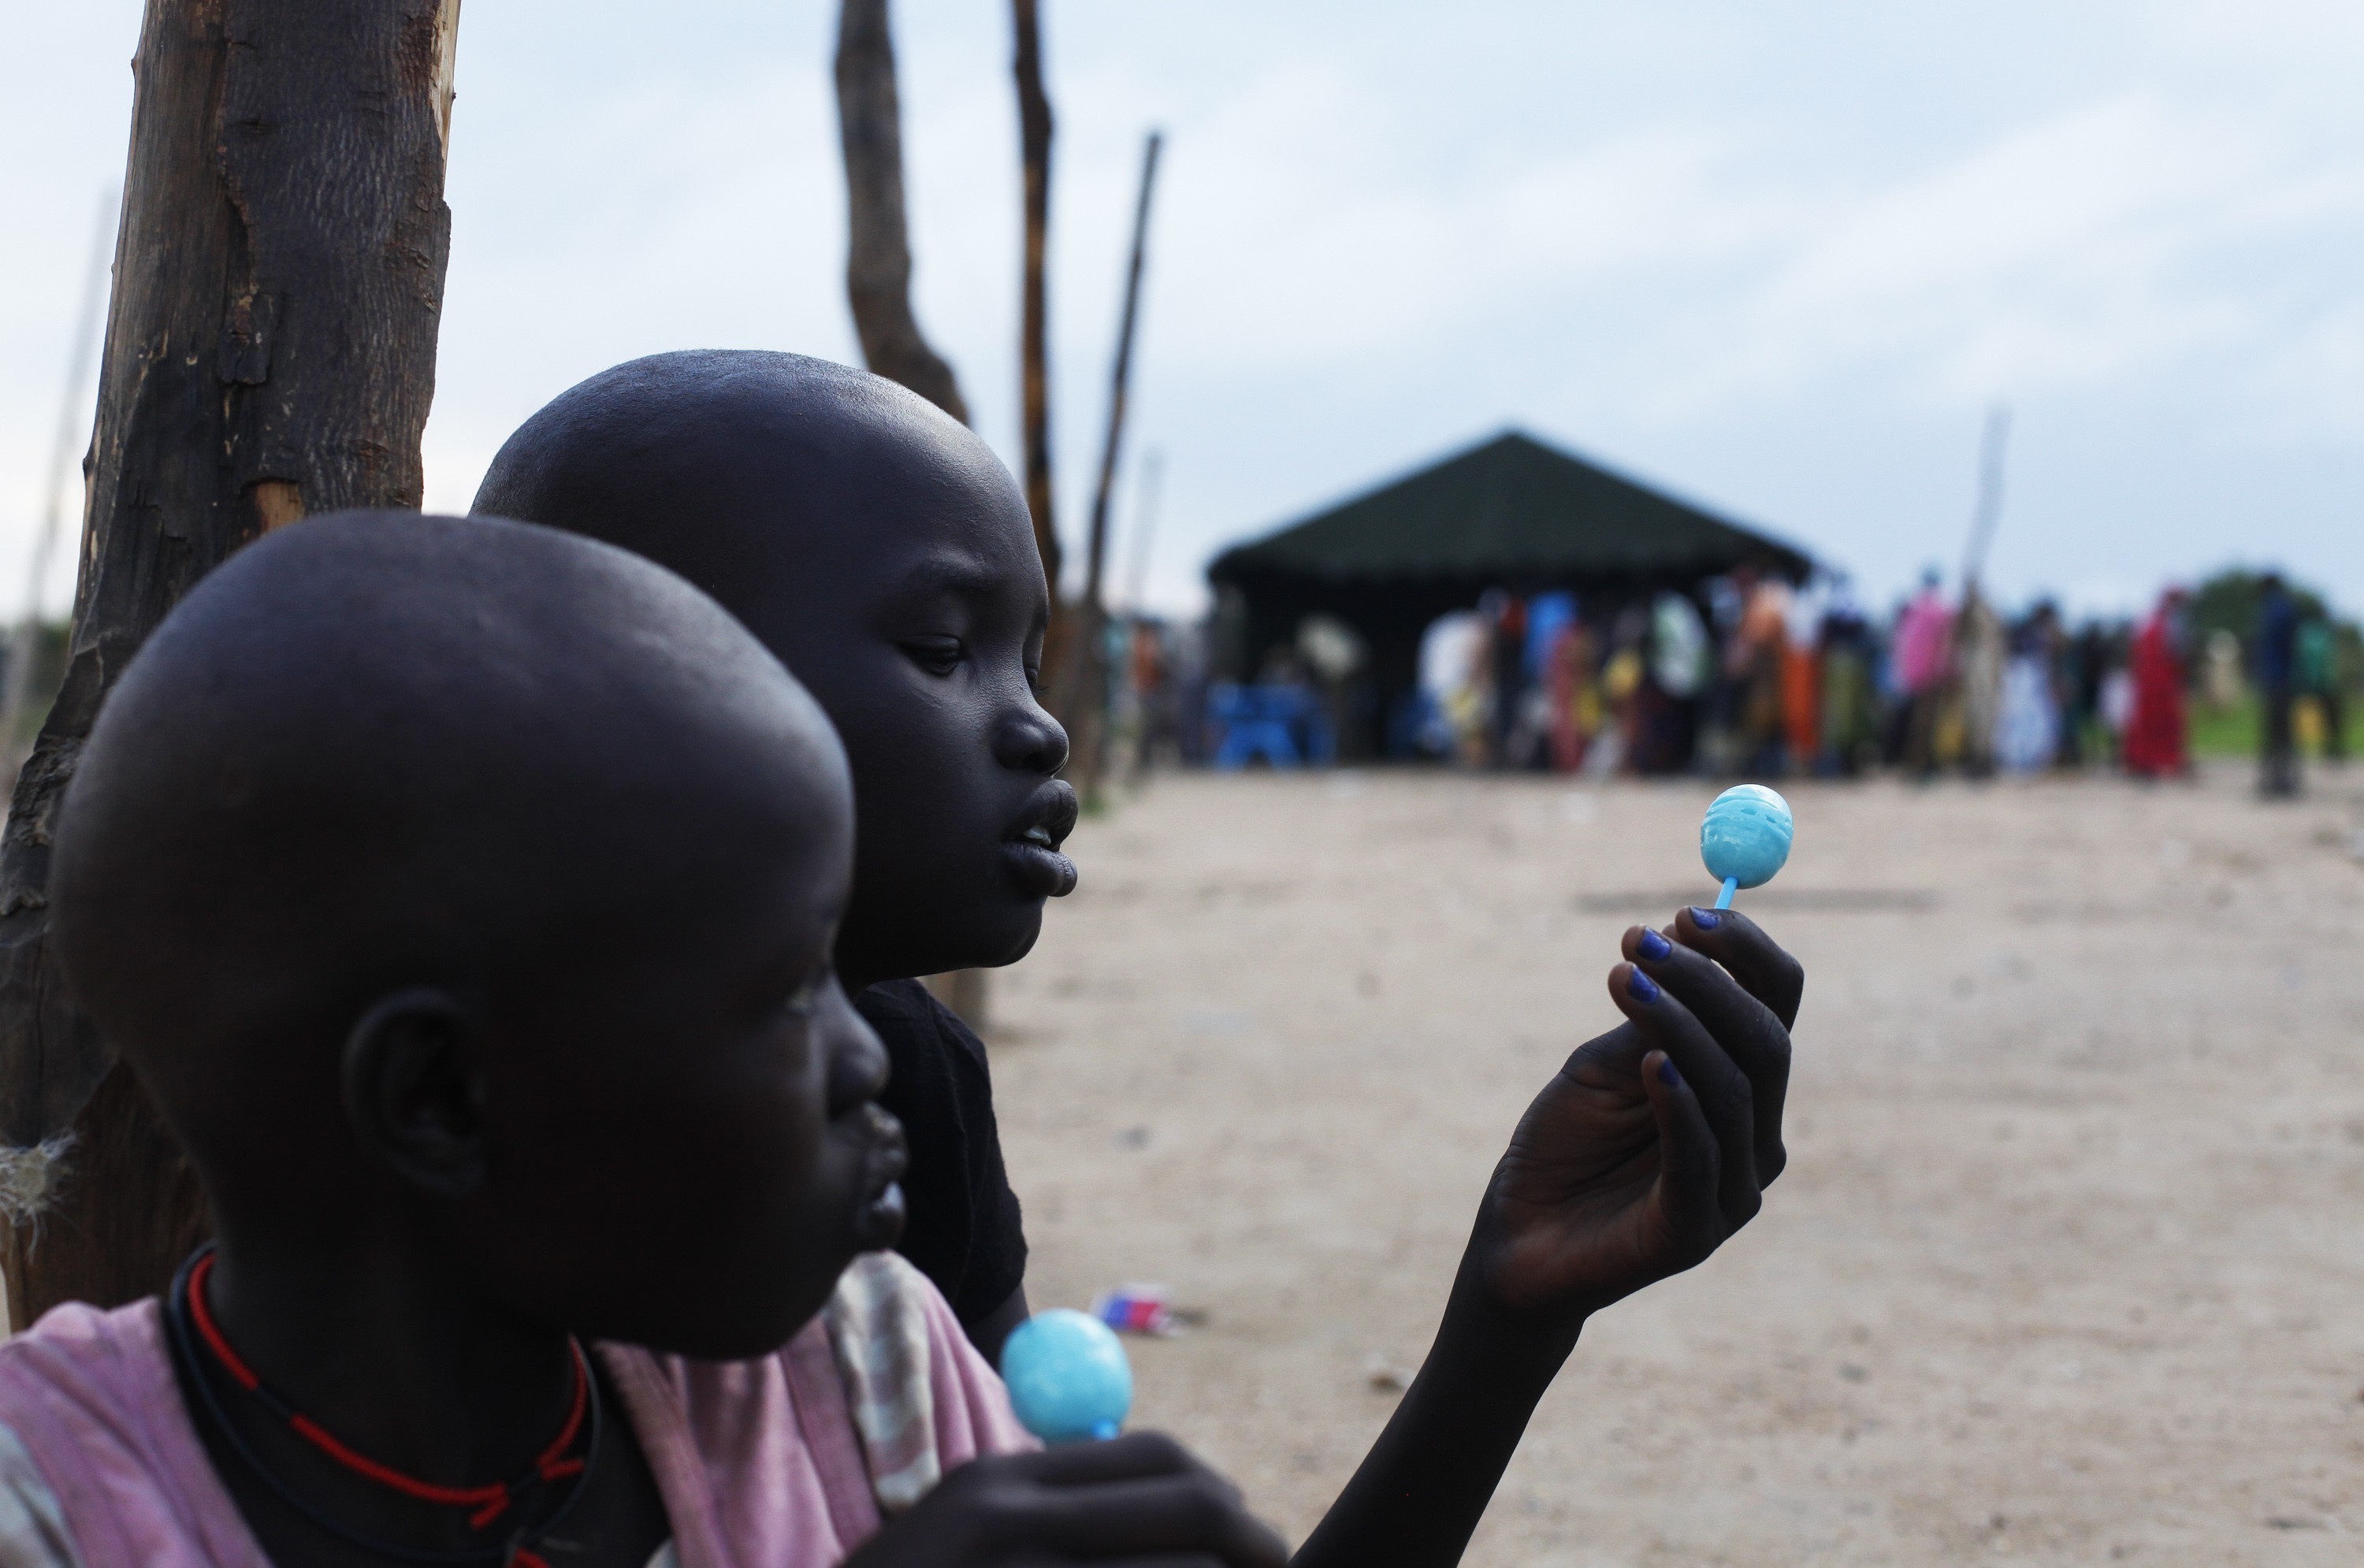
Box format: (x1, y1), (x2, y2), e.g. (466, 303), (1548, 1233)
(1012, 0), (1061, 602)
(1058, 130), (1162, 793)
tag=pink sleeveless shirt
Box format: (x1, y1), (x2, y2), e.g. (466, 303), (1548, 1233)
(0, 1253), (1031, 1568)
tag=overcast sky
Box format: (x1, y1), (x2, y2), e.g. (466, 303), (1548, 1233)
(9, 1), (2364, 621)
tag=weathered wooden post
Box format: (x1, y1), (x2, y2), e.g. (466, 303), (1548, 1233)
(834, 0), (968, 423)
(0, 0), (463, 1326)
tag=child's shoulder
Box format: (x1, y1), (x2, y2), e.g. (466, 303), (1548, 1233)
(855, 979), (987, 1070)
(0, 1296), (259, 1568)
(600, 1251), (1032, 1558)
(0, 1296), (184, 1466)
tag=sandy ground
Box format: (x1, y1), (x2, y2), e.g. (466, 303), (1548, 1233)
(987, 762), (2364, 1566)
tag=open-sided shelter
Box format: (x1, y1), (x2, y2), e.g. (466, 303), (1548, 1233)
(1206, 429), (1816, 754)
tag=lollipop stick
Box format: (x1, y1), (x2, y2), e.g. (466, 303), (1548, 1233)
(1714, 875), (1738, 911)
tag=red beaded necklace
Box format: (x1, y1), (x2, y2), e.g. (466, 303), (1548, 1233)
(171, 1249), (599, 1568)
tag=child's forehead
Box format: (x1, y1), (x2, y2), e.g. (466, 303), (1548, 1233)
(730, 474), (1046, 608)
(888, 548), (1033, 596)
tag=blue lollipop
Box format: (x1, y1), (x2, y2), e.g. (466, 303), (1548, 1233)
(1699, 784), (1793, 909)
(999, 1309), (1133, 1444)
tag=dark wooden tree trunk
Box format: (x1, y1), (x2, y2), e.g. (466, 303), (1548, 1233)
(0, 0), (463, 1328)
(1011, 0), (1062, 622)
(834, 0), (968, 424)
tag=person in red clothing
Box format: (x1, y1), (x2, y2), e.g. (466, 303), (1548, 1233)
(2124, 586), (2193, 778)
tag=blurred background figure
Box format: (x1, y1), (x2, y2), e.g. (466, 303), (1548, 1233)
(2295, 608), (2344, 767)
(1779, 584), (1823, 777)
(1414, 609), (1490, 764)
(1726, 568), (1789, 776)
(1540, 597), (1600, 773)
(1517, 590), (1578, 771)
(2060, 619), (2107, 768)
(1953, 589), (2006, 778)
(1816, 597), (1881, 776)
(2124, 587), (2192, 779)
(1889, 570), (1954, 779)
(2098, 626), (2137, 764)
(1645, 589), (1710, 775)
(1994, 601), (2064, 773)
(1484, 589), (1528, 768)
(2254, 571), (2299, 797)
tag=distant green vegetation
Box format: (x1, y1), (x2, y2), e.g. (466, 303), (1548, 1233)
(2188, 691), (2361, 760)
(2188, 567), (2362, 689)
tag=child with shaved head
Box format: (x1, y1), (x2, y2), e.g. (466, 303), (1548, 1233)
(1, 511), (1286, 1568)
(478, 352), (1807, 1566)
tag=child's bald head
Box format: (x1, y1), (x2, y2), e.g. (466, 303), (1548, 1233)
(53, 511), (904, 1356)
(476, 351), (1077, 990)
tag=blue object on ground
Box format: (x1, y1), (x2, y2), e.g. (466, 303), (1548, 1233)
(1000, 1309), (1134, 1443)
(1701, 784), (1793, 908)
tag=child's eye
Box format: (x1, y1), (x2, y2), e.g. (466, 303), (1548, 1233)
(780, 966), (826, 1018)
(901, 637), (965, 676)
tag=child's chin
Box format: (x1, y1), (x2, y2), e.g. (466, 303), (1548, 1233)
(971, 905), (1047, 968)
(621, 1295), (838, 1362)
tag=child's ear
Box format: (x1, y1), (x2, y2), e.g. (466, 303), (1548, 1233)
(340, 989), (490, 1198)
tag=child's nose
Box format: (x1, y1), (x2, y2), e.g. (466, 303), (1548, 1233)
(824, 1002), (892, 1115)
(993, 700), (1069, 776)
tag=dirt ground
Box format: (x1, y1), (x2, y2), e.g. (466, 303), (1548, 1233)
(987, 763), (2364, 1566)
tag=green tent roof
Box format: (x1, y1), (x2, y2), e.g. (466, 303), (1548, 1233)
(1209, 429), (1813, 586)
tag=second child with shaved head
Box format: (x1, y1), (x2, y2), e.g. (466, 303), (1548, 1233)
(477, 352), (1808, 1566)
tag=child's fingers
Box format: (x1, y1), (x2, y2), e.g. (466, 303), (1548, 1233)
(1622, 924), (1790, 1184)
(1672, 905), (1805, 1029)
(1608, 961), (1759, 1228)
(1638, 1047), (1723, 1263)
(1019, 1430), (1198, 1485)
(1013, 1434), (1288, 1566)
(1029, 1476), (1288, 1564)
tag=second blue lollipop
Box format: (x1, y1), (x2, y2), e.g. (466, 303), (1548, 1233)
(1700, 784), (1793, 909)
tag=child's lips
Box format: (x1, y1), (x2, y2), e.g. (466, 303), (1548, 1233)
(1002, 837), (1078, 897)
(853, 1122), (909, 1247)
(1002, 782), (1080, 896)
(855, 1180), (906, 1249)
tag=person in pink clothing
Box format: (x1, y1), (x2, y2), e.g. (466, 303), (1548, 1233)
(0, 511), (1285, 1568)
(1890, 569), (1956, 778)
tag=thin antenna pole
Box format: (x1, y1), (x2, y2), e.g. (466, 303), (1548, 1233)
(1961, 403), (2011, 593)
(1123, 447), (1163, 614)
(2, 191), (115, 765)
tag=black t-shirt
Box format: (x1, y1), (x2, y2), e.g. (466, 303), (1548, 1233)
(856, 979), (1028, 1328)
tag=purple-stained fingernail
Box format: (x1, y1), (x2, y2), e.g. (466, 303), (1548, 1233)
(1637, 927), (1672, 961)
(1628, 967), (1661, 1003)
(1657, 1056), (1681, 1087)
(1688, 906), (1722, 929)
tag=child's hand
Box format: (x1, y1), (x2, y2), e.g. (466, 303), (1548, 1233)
(848, 1431), (1289, 1567)
(1473, 905), (1802, 1327)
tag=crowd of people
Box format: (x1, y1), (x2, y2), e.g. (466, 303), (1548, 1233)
(1399, 567), (2354, 788)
